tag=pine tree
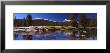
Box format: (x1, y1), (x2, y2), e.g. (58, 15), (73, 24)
(79, 14), (88, 28)
(26, 14), (32, 26)
(25, 17), (28, 27)
(14, 16), (16, 27)
(68, 13), (78, 27)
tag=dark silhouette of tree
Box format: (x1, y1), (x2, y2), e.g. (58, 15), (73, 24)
(14, 16), (16, 27)
(21, 20), (24, 27)
(25, 17), (29, 27)
(79, 14), (88, 28)
(26, 14), (32, 26)
(22, 17), (27, 27)
(23, 17), (26, 26)
(68, 13), (78, 27)
(88, 18), (97, 27)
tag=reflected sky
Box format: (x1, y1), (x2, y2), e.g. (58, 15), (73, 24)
(14, 29), (97, 40)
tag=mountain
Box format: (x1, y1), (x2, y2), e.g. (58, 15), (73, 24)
(14, 18), (71, 26)
(32, 18), (63, 26)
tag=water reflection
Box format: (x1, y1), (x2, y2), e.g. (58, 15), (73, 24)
(14, 28), (97, 40)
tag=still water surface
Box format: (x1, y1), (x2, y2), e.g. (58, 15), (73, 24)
(14, 29), (97, 40)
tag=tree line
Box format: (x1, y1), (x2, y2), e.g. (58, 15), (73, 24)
(14, 13), (97, 28)
(14, 14), (32, 27)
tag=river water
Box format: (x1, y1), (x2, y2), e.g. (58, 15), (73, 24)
(14, 29), (97, 40)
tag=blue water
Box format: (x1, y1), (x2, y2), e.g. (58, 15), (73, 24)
(14, 31), (97, 40)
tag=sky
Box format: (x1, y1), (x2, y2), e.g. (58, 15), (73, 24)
(14, 13), (97, 22)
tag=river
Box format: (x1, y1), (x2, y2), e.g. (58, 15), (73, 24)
(14, 28), (97, 40)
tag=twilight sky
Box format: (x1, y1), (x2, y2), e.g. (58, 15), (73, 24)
(14, 13), (97, 22)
